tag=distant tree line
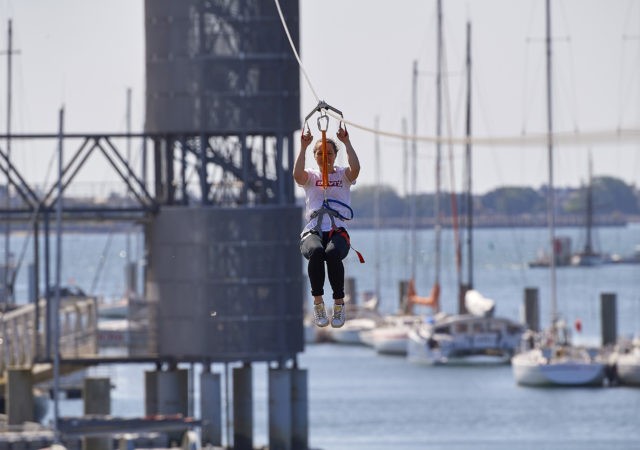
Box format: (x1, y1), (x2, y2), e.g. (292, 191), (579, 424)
(350, 176), (639, 226)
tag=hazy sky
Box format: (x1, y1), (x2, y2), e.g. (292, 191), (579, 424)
(0, 0), (638, 196)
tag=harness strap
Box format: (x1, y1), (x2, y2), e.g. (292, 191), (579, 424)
(309, 203), (339, 234)
(308, 204), (365, 264)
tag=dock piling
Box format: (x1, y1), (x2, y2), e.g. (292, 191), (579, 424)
(7, 367), (34, 425)
(600, 293), (617, 347)
(82, 377), (111, 450)
(524, 288), (540, 332)
(269, 368), (292, 450)
(233, 363), (253, 450)
(200, 366), (222, 447)
(291, 368), (308, 450)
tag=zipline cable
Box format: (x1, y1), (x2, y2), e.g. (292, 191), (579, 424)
(324, 109), (639, 146)
(273, 0), (640, 146)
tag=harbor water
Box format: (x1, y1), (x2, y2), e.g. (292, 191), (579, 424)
(7, 224), (640, 449)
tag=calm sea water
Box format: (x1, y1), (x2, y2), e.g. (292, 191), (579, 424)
(6, 224), (640, 449)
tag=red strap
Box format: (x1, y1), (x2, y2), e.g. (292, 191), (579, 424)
(352, 248), (365, 263)
(329, 227), (364, 263)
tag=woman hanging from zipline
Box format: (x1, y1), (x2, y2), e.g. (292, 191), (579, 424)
(293, 107), (361, 328)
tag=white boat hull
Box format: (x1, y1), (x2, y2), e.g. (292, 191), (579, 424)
(512, 349), (606, 386)
(374, 336), (408, 356)
(616, 352), (640, 386)
(361, 315), (422, 355)
(407, 315), (522, 365)
(408, 338), (510, 365)
(326, 318), (377, 345)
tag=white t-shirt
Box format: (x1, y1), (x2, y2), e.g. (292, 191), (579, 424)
(299, 167), (355, 233)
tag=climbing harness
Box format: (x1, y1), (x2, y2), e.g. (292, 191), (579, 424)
(303, 101), (365, 264)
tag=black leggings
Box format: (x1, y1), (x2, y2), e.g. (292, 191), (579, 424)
(300, 229), (350, 300)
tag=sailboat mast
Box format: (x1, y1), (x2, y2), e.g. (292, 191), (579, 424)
(585, 151), (593, 255)
(465, 21), (473, 290)
(401, 117), (410, 277)
(126, 88), (132, 264)
(545, 0), (558, 324)
(410, 61), (418, 280)
(434, 0), (443, 287)
(374, 116), (381, 303)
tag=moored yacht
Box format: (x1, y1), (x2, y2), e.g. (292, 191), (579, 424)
(407, 312), (525, 365)
(511, 323), (606, 386)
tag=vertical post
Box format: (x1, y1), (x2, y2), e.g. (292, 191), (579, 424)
(7, 368), (34, 424)
(166, 136), (175, 204)
(126, 87), (132, 261)
(198, 133), (209, 206)
(290, 367), (308, 450)
(465, 20), (474, 291)
(44, 212), (51, 357)
(180, 137), (188, 204)
(286, 135), (295, 203)
(269, 367), (292, 450)
(125, 261), (137, 300)
(344, 277), (356, 305)
(458, 284), (469, 315)
(233, 363), (253, 450)
(28, 263), (37, 357)
(241, 134), (249, 204)
(153, 138), (164, 203)
(33, 219), (40, 356)
(410, 61), (418, 282)
(83, 377), (111, 450)
(434, 0), (443, 289)
(144, 367), (189, 446)
(524, 288), (540, 332)
(53, 106), (65, 443)
(144, 369), (159, 416)
(600, 293), (617, 347)
(200, 365), (222, 447)
(3, 19), (18, 306)
(398, 280), (409, 314)
(545, 0), (558, 327)
(374, 117), (381, 306)
(27, 263), (36, 306)
(145, 367), (192, 415)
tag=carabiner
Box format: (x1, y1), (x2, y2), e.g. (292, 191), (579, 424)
(317, 112), (329, 132)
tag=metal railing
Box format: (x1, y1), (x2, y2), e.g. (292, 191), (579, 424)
(0, 297), (98, 376)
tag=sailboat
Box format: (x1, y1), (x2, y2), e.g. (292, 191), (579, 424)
(529, 152), (610, 268)
(570, 153), (609, 266)
(511, 0), (606, 386)
(407, 10), (524, 365)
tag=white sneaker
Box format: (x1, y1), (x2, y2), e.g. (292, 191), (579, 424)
(313, 302), (329, 327)
(331, 303), (346, 328)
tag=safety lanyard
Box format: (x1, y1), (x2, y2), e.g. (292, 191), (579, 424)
(317, 111), (330, 191)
